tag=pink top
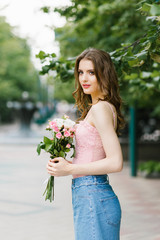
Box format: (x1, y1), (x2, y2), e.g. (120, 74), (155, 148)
(72, 102), (116, 179)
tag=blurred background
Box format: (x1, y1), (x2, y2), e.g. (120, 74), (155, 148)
(0, 0), (160, 240)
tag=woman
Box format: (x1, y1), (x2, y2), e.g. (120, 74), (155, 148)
(47, 48), (125, 240)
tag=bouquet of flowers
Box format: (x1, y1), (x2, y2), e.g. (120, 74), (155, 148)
(37, 114), (76, 202)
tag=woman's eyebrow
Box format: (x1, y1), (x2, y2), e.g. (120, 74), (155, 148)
(78, 68), (94, 71)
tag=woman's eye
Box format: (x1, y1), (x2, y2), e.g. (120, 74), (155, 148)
(89, 71), (94, 75)
(78, 71), (83, 75)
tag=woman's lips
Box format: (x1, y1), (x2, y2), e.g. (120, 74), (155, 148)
(82, 84), (90, 89)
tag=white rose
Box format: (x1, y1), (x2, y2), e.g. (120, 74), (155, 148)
(52, 117), (75, 129)
(64, 119), (75, 128)
(53, 118), (64, 128)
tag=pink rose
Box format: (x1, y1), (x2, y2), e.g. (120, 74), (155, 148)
(70, 133), (74, 138)
(70, 127), (75, 132)
(53, 126), (59, 132)
(66, 143), (71, 148)
(56, 132), (62, 139)
(49, 121), (57, 128)
(64, 130), (70, 137)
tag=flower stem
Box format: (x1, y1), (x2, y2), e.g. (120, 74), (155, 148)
(43, 176), (54, 202)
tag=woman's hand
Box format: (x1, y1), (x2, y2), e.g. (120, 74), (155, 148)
(46, 157), (73, 177)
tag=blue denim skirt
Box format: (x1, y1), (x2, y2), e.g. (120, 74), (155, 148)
(72, 175), (121, 240)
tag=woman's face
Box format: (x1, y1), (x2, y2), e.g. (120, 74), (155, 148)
(78, 59), (102, 99)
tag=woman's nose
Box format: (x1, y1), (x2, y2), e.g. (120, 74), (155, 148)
(81, 72), (88, 81)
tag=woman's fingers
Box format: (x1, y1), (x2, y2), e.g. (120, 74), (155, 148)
(50, 157), (63, 163)
(46, 157), (71, 177)
(46, 163), (57, 176)
(47, 160), (58, 167)
(46, 159), (61, 176)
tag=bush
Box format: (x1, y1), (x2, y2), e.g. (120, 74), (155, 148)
(139, 160), (160, 174)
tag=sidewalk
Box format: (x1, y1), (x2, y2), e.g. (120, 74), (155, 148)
(0, 123), (160, 240)
(110, 166), (160, 240)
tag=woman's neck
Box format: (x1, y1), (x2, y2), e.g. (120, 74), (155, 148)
(91, 94), (105, 105)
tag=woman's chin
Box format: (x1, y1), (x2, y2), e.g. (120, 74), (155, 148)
(83, 89), (91, 94)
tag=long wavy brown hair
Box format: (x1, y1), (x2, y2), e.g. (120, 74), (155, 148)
(72, 48), (125, 135)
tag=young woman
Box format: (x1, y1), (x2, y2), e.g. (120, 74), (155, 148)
(47, 48), (125, 240)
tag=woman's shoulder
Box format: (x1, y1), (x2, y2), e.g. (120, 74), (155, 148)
(91, 101), (116, 115)
(91, 101), (117, 129)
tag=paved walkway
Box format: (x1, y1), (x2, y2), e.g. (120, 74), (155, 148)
(0, 123), (160, 240)
(111, 166), (160, 240)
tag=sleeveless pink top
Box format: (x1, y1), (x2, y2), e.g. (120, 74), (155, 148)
(72, 102), (116, 179)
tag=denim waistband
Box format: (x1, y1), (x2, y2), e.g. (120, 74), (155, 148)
(72, 175), (109, 188)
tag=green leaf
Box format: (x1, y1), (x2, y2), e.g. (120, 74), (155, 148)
(71, 148), (76, 158)
(40, 6), (50, 13)
(54, 137), (57, 145)
(141, 3), (151, 13)
(124, 73), (138, 80)
(54, 149), (58, 155)
(36, 50), (46, 60)
(140, 71), (151, 79)
(135, 51), (147, 60)
(43, 136), (52, 144)
(43, 137), (53, 152)
(150, 53), (160, 63)
(150, 4), (160, 16)
(59, 151), (65, 157)
(146, 83), (154, 89)
(40, 65), (50, 74)
(65, 148), (70, 152)
(37, 142), (45, 155)
(128, 59), (144, 67)
(144, 41), (151, 51)
(37, 143), (41, 155)
(45, 143), (53, 152)
(51, 53), (57, 58)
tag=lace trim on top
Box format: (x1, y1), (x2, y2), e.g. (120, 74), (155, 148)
(75, 120), (103, 149)
(80, 120), (99, 134)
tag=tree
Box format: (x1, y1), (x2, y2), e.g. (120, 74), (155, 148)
(38, 0), (160, 115)
(0, 16), (39, 122)
(53, 0), (150, 57)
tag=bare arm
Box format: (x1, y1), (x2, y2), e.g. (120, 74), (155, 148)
(70, 101), (123, 175)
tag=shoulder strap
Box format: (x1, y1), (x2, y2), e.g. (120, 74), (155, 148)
(105, 102), (116, 129)
(84, 111), (91, 121)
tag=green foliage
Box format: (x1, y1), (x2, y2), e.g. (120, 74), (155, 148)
(36, 51), (74, 81)
(139, 160), (160, 174)
(37, 141), (45, 155)
(0, 16), (39, 122)
(53, 0), (150, 57)
(53, 79), (75, 103)
(38, 0), (160, 115)
(36, 51), (75, 103)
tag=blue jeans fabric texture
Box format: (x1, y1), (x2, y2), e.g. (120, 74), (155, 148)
(72, 175), (121, 240)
